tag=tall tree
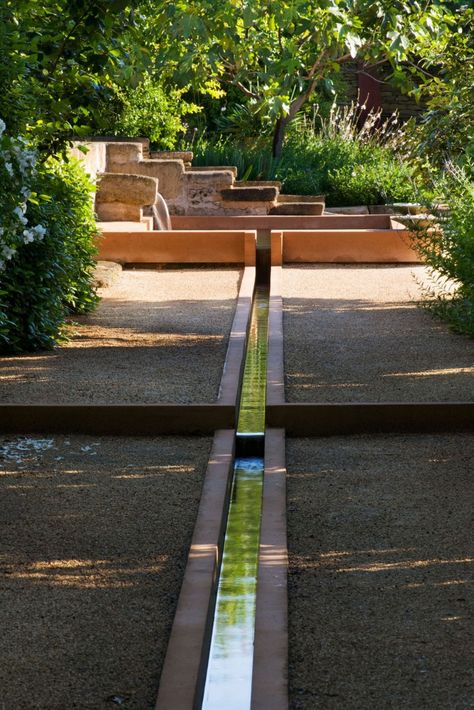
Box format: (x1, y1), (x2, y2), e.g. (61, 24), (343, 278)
(149, 0), (456, 157)
(0, 0), (149, 149)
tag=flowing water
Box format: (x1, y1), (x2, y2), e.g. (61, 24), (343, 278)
(201, 285), (269, 709)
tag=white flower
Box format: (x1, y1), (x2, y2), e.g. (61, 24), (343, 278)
(4, 162), (13, 177)
(0, 259), (5, 271)
(2, 245), (15, 260)
(33, 224), (46, 240)
(23, 229), (35, 243)
(20, 187), (31, 199)
(13, 206), (28, 225)
(0, 118), (5, 137)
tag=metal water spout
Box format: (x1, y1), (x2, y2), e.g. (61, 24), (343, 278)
(152, 193), (172, 230)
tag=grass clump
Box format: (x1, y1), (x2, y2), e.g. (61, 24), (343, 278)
(410, 163), (474, 338)
(191, 102), (417, 206)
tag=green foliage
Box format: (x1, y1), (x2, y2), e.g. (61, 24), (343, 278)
(411, 7), (474, 167)
(0, 0), (148, 151)
(150, 0), (455, 155)
(192, 104), (416, 207)
(192, 133), (278, 181)
(410, 163), (474, 337)
(0, 155), (98, 353)
(110, 75), (200, 149)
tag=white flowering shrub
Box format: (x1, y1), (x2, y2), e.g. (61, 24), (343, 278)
(0, 119), (98, 352)
(0, 119), (48, 271)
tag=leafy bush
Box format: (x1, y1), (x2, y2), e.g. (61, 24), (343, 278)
(409, 164), (474, 337)
(0, 125), (98, 353)
(110, 76), (201, 149)
(191, 103), (417, 206)
(276, 105), (416, 205)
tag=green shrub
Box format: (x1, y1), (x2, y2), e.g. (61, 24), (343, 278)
(191, 103), (417, 206)
(0, 128), (98, 353)
(410, 164), (474, 337)
(110, 76), (200, 149)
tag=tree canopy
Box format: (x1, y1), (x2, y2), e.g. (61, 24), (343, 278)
(147, 0), (458, 155)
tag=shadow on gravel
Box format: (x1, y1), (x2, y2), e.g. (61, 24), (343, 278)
(0, 299), (237, 405)
(0, 434), (210, 710)
(284, 298), (474, 402)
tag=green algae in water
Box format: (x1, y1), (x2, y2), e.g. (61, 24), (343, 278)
(202, 457), (264, 709)
(237, 287), (269, 435)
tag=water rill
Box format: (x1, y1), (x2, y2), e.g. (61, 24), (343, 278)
(201, 281), (269, 708)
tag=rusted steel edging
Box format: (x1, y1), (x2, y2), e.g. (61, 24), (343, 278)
(0, 404), (235, 435)
(97, 230), (257, 265)
(218, 267), (256, 406)
(267, 402), (474, 435)
(252, 428), (288, 710)
(266, 266), (285, 406)
(155, 429), (236, 710)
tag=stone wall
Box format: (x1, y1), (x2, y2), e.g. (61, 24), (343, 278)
(341, 63), (425, 123)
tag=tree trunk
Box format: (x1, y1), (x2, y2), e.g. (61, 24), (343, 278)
(272, 115), (289, 159)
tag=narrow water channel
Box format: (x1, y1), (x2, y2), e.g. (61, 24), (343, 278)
(201, 285), (269, 709)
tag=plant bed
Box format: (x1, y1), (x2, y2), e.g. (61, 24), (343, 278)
(283, 265), (474, 403)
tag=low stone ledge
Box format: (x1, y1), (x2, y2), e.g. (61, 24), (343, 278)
(270, 202), (324, 216)
(187, 165), (238, 178)
(235, 180), (282, 188)
(93, 260), (122, 288)
(277, 194), (324, 203)
(150, 150), (194, 162)
(221, 187), (279, 202)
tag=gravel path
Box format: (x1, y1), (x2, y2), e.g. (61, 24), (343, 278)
(283, 266), (474, 402)
(0, 434), (211, 710)
(0, 268), (241, 404)
(287, 434), (474, 709)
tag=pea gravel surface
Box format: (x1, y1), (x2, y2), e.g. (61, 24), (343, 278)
(0, 268), (242, 404)
(0, 434), (211, 709)
(283, 266), (474, 402)
(287, 434), (474, 710)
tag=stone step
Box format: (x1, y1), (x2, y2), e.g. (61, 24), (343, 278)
(235, 180), (282, 189)
(150, 150), (194, 163)
(270, 202), (324, 215)
(221, 186), (279, 202)
(277, 194), (324, 204)
(187, 165), (238, 178)
(96, 172), (158, 205)
(325, 206), (370, 215)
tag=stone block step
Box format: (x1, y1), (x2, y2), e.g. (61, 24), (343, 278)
(96, 172), (158, 205)
(277, 194), (324, 203)
(235, 180), (282, 188)
(221, 186), (278, 202)
(187, 166), (238, 178)
(270, 202), (324, 215)
(150, 150), (194, 163)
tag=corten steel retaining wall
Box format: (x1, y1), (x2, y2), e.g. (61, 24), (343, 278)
(271, 228), (419, 263)
(97, 230), (257, 265)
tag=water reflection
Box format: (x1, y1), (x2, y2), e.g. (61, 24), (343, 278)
(202, 458), (264, 709)
(203, 281), (270, 709)
(237, 287), (269, 435)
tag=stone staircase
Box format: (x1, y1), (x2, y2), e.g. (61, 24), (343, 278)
(73, 138), (326, 220)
